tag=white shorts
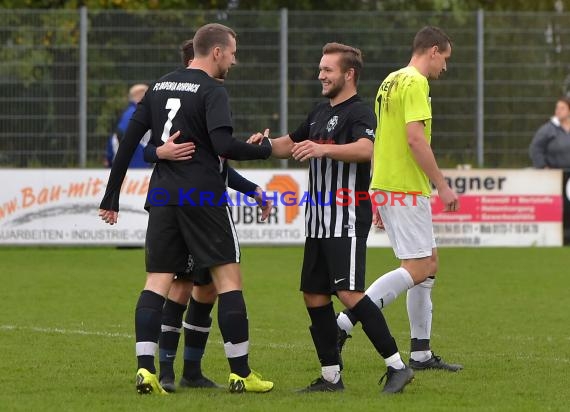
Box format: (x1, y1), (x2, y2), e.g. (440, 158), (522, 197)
(376, 191), (436, 259)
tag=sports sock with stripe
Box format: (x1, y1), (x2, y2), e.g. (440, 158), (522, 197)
(183, 298), (214, 380)
(218, 290), (250, 378)
(135, 289), (165, 374)
(350, 295), (404, 369)
(307, 302), (341, 382)
(158, 298), (187, 380)
(408, 277), (435, 362)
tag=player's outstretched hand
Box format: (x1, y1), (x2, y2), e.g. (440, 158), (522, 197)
(291, 140), (325, 161)
(259, 199), (273, 221)
(253, 187), (273, 221)
(157, 131), (196, 161)
(247, 128), (270, 145)
(99, 209), (118, 225)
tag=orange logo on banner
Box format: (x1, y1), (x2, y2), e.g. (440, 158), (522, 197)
(266, 175), (300, 224)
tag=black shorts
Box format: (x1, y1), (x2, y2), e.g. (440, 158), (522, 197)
(174, 254), (213, 286)
(145, 205), (240, 273)
(300, 237), (366, 294)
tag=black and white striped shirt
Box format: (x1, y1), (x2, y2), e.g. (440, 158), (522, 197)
(290, 95), (375, 238)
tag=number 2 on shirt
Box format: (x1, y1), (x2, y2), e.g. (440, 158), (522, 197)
(161, 98), (181, 142)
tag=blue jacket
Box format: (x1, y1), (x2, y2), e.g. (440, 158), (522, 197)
(106, 102), (150, 168)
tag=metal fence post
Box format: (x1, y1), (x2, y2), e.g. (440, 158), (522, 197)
(79, 6), (88, 168)
(279, 8), (288, 169)
(476, 8), (485, 167)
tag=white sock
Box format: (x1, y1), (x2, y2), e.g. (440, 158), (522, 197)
(410, 350), (432, 362)
(337, 312), (355, 334)
(321, 365), (341, 383)
(407, 277), (435, 362)
(366, 267), (414, 309)
(384, 352), (405, 370)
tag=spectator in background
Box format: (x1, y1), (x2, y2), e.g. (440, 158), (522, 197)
(105, 83), (150, 168)
(529, 97), (570, 169)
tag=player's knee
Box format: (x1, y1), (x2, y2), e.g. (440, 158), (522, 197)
(193, 284), (217, 304)
(403, 259), (435, 284)
(203, 287), (217, 303)
(428, 259), (438, 276)
(144, 272), (175, 297)
(303, 293), (331, 308)
(337, 290), (363, 309)
(210, 263), (242, 293)
(168, 280), (193, 304)
(418, 259), (437, 280)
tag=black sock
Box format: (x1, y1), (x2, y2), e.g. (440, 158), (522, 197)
(410, 338), (431, 352)
(158, 299), (187, 380)
(340, 308), (359, 328)
(350, 295), (398, 359)
(183, 298), (214, 380)
(218, 290), (250, 377)
(135, 290), (166, 374)
(307, 302), (340, 367)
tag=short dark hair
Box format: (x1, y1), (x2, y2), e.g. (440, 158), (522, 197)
(557, 96), (570, 110)
(412, 26), (452, 54)
(180, 39), (194, 66)
(322, 42), (363, 84)
(192, 23), (236, 57)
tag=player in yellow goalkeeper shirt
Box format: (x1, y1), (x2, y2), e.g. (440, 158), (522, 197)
(337, 26), (463, 372)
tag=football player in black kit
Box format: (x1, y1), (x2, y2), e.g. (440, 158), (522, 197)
(99, 23), (273, 395)
(249, 43), (414, 394)
(143, 39), (273, 393)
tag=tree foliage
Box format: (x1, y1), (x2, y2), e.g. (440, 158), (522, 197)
(0, 0), (566, 11)
(0, 1), (567, 167)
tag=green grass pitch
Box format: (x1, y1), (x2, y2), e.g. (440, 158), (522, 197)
(0, 247), (568, 411)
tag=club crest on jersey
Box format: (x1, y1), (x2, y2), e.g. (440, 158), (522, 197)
(326, 115), (338, 132)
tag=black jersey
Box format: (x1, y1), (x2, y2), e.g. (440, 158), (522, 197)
(131, 68), (234, 207)
(290, 95), (375, 238)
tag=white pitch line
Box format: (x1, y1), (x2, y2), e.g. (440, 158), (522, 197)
(0, 324), (133, 339)
(0, 324), (302, 350)
(3, 324), (568, 361)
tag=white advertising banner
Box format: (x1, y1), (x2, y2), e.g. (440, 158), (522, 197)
(369, 169), (564, 247)
(368, 169), (563, 247)
(0, 168), (563, 247)
(0, 169), (150, 245)
(0, 168), (308, 246)
(434, 169), (563, 246)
